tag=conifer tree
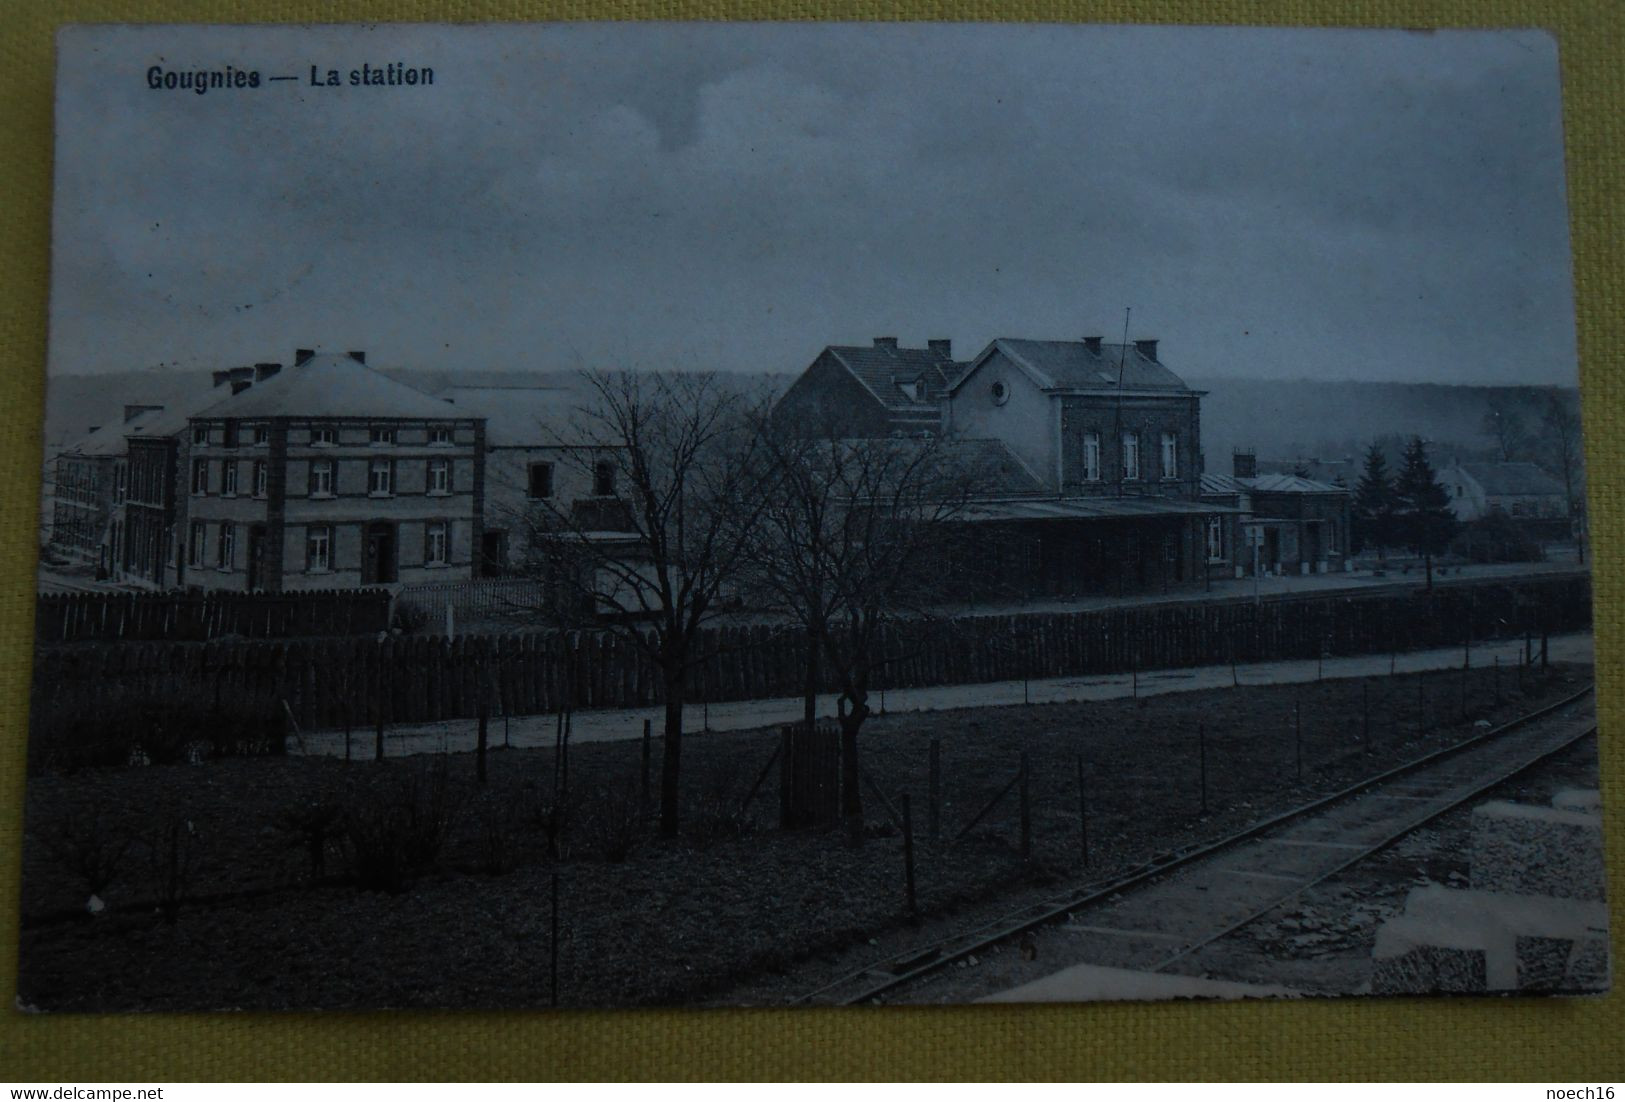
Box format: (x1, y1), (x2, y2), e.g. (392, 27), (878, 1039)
(1393, 435), (1456, 589)
(1352, 442), (1394, 561)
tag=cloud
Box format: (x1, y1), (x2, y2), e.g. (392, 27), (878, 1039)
(48, 24), (1576, 386)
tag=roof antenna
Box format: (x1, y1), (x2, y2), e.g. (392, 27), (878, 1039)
(1112, 306), (1131, 497)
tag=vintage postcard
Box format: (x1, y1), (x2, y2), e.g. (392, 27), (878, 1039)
(20, 22), (1605, 1011)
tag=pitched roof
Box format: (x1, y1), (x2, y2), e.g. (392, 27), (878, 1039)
(438, 384), (583, 446)
(194, 354), (464, 421)
(1200, 472), (1348, 495)
(943, 437), (1047, 498)
(825, 344), (963, 413)
(59, 385), (226, 457)
(1457, 461), (1565, 497)
(968, 339), (1191, 393)
(1245, 473), (1348, 494)
(957, 496), (1242, 523)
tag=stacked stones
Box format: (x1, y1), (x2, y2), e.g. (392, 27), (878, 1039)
(1371, 788), (1609, 995)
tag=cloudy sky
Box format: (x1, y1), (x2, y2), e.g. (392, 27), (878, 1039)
(50, 22), (1576, 385)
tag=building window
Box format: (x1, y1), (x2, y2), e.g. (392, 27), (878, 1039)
(306, 525), (332, 572)
(427, 458), (450, 494)
(251, 424), (269, 446)
(253, 460), (268, 498)
(192, 425), (209, 447)
(593, 460), (617, 497)
(1083, 432), (1100, 482)
(368, 458), (393, 496)
(1161, 432), (1178, 479)
(114, 465), (127, 504)
(309, 459), (334, 497)
(311, 426), (336, 446)
(1206, 517), (1225, 562)
(216, 523), (235, 570)
(425, 520), (448, 566)
(221, 461), (238, 497)
(191, 458), (209, 496)
(370, 426), (395, 446)
(430, 425), (453, 446)
(188, 521), (206, 568)
(1122, 433), (1140, 481)
(528, 462), (555, 499)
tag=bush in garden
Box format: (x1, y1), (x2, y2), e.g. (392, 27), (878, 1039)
(35, 806), (133, 910)
(273, 799), (347, 885)
(583, 777), (643, 863)
(389, 600), (432, 635)
(687, 758), (757, 844)
(27, 679), (285, 774)
(344, 755), (461, 893)
(142, 814), (200, 924)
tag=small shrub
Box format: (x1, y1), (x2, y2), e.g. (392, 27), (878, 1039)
(583, 777), (643, 863)
(36, 807), (133, 906)
(522, 778), (581, 861)
(273, 800), (347, 885)
(344, 755), (462, 893)
(141, 815), (199, 924)
(471, 799), (521, 876)
(687, 759), (756, 844)
(390, 600), (432, 635)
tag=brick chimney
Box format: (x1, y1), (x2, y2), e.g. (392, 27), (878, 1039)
(254, 362), (282, 382)
(1134, 338), (1159, 360)
(927, 339), (951, 358)
(212, 369), (233, 388)
(347, 350), (366, 364)
(295, 348), (316, 366)
(873, 337), (898, 350)
(1233, 449), (1257, 479)
(1083, 336), (1103, 354)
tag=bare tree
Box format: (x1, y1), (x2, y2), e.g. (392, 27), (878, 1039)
(1481, 399), (1529, 462)
(1539, 388), (1586, 563)
(745, 427), (987, 847)
(512, 370), (776, 836)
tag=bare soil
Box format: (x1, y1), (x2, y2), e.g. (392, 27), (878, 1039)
(16, 659), (1589, 1011)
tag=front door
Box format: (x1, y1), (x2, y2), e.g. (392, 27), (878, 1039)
(247, 525), (266, 591)
(363, 522), (397, 585)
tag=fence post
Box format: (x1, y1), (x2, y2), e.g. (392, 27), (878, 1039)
(641, 718), (653, 821)
(1294, 696), (1303, 783)
(1417, 671), (1425, 735)
(1494, 655), (1501, 705)
(1076, 755), (1090, 867)
(928, 738), (941, 843)
(476, 697), (489, 785)
(901, 792), (918, 921)
(1542, 631), (1549, 671)
(549, 870), (560, 1009)
(1198, 721), (1209, 816)
(1362, 679), (1370, 753)
(1018, 751), (1031, 860)
(374, 647), (386, 763)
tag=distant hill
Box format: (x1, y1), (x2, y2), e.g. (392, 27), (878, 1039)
(1188, 377), (1575, 473)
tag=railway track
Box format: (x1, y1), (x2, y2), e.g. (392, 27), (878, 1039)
(800, 682), (1597, 1006)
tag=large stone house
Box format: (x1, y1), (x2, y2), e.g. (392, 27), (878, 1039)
(179, 351), (485, 591)
(436, 384), (632, 576)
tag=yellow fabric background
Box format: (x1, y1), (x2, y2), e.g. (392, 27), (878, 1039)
(1, 0), (1620, 1082)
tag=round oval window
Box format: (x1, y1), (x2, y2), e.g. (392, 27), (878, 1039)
(990, 380), (1009, 405)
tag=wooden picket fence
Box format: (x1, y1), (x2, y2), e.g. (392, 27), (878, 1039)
(34, 588), (392, 643)
(779, 721), (843, 829)
(28, 573), (1592, 738)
